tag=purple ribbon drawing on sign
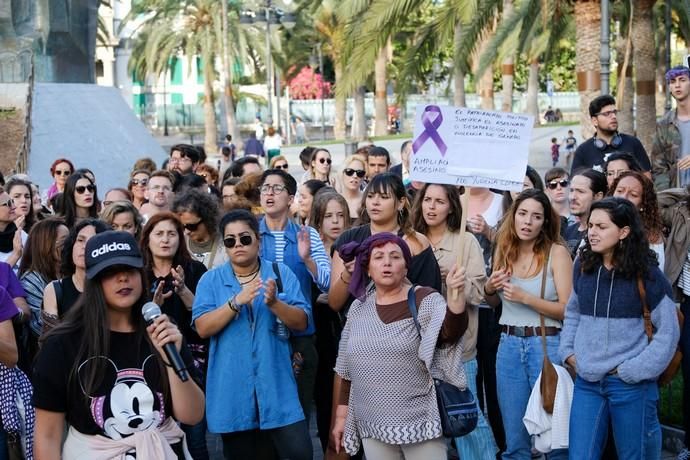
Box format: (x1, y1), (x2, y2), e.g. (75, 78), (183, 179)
(412, 105), (448, 156)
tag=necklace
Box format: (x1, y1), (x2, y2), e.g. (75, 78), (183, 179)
(235, 265), (260, 285)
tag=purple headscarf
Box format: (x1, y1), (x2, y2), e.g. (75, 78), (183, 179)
(665, 65), (690, 82)
(339, 233), (412, 301)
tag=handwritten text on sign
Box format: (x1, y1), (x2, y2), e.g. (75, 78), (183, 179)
(409, 105), (533, 191)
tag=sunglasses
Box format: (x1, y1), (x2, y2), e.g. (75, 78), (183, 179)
(344, 168), (366, 178)
(131, 178), (148, 186)
(0, 199), (14, 208)
(55, 170), (72, 176)
(546, 180), (569, 190)
(223, 234), (253, 248)
(317, 158), (332, 165)
(75, 185), (95, 194)
(274, 164), (289, 170)
(183, 220), (203, 231)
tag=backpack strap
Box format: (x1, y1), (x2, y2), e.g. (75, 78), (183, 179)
(272, 262), (283, 293)
(406, 284), (420, 334)
(637, 275), (653, 341)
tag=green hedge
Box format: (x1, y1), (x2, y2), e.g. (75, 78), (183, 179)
(660, 373), (684, 427)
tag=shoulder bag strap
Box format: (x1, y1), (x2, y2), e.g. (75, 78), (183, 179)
(272, 262), (283, 293)
(539, 247), (552, 357)
(406, 284), (420, 334)
(637, 275), (653, 342)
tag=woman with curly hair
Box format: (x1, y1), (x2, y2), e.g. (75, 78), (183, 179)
(560, 197), (679, 459)
(483, 189), (572, 459)
(172, 189), (226, 269)
(609, 171), (665, 268)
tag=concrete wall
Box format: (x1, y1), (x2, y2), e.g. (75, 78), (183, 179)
(0, 83), (28, 108)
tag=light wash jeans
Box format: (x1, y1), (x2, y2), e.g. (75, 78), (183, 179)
(568, 375), (661, 460)
(496, 332), (568, 460)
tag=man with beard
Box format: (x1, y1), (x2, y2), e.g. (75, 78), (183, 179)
(167, 144), (200, 176)
(652, 65), (690, 191)
(570, 95), (651, 175)
(563, 168), (606, 258)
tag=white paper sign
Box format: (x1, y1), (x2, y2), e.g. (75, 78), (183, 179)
(409, 105), (533, 191)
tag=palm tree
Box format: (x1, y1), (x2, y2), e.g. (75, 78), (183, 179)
(632, 0), (657, 153)
(574, 0), (601, 138)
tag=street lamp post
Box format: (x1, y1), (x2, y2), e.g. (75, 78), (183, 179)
(163, 60), (169, 136)
(240, 2), (295, 133)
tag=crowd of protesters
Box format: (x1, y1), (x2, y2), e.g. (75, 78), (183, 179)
(0, 68), (687, 460)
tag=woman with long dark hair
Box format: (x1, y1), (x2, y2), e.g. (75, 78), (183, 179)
(484, 189), (572, 459)
(41, 219), (110, 336)
(411, 183), (497, 458)
(33, 231), (205, 458)
(59, 172), (99, 228)
(5, 177), (37, 232)
(18, 218), (69, 359)
(561, 197), (679, 459)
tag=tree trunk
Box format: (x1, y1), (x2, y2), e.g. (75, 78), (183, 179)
(453, 23), (466, 106)
(474, 26), (495, 110)
(526, 60), (540, 125)
(334, 60), (347, 140)
(374, 40), (389, 136)
(632, 0), (656, 152)
(351, 85), (366, 141)
(220, 0), (240, 144)
(203, 58), (218, 155)
(574, 0), (601, 139)
(615, 33), (634, 134)
(500, 0), (515, 112)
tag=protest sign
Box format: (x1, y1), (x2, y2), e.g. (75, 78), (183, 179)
(409, 105), (533, 191)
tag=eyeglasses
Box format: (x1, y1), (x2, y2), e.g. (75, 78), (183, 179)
(170, 156), (192, 164)
(317, 158), (332, 165)
(55, 170), (71, 176)
(183, 220), (203, 231)
(344, 168), (366, 178)
(547, 179), (569, 190)
(274, 164), (289, 170)
(75, 185), (95, 194)
(223, 234), (253, 248)
(131, 178), (148, 186)
(260, 184), (287, 194)
(0, 199), (14, 208)
(595, 109), (618, 118)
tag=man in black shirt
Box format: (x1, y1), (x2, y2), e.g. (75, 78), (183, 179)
(570, 95), (651, 175)
(564, 168), (607, 258)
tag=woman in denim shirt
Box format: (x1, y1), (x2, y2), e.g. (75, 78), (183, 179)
(193, 209), (313, 460)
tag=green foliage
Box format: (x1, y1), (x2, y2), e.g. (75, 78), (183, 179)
(659, 372), (683, 427)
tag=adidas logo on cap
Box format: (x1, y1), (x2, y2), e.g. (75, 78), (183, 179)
(91, 242), (132, 258)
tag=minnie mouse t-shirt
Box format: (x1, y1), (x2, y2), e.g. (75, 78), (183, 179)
(33, 330), (196, 458)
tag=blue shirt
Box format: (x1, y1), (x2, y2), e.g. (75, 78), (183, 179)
(192, 260), (311, 433)
(259, 218), (330, 336)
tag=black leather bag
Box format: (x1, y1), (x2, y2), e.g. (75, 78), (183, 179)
(407, 286), (478, 437)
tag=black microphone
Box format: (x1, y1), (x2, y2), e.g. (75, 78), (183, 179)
(142, 302), (189, 382)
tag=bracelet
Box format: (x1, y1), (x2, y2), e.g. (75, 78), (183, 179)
(227, 297), (241, 313)
(340, 273), (351, 284)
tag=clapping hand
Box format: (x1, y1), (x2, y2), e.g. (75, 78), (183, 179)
(297, 226), (311, 262)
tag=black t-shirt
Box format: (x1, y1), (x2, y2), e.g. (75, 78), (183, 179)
(332, 225), (442, 311)
(52, 276), (82, 317)
(564, 222), (586, 258)
(33, 330), (196, 458)
(570, 133), (650, 174)
(147, 261), (208, 377)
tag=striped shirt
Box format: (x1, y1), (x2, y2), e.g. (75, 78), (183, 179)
(271, 226), (330, 293)
(677, 249), (690, 296)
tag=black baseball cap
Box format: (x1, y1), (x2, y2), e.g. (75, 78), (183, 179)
(85, 231), (143, 279)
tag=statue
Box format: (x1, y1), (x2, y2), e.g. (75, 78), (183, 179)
(0, 0), (98, 83)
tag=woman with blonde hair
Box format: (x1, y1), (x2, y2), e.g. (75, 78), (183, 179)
(269, 155), (289, 171)
(100, 201), (144, 240)
(337, 154), (367, 221)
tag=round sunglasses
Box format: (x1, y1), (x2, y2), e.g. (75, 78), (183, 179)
(317, 157), (332, 165)
(224, 234), (253, 248)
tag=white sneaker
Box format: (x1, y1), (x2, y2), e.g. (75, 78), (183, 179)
(677, 447), (690, 460)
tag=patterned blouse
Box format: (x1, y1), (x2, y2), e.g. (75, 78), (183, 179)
(335, 287), (467, 454)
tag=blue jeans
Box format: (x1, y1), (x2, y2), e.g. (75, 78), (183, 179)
(182, 417), (209, 459)
(496, 332), (567, 460)
(569, 375), (660, 460)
